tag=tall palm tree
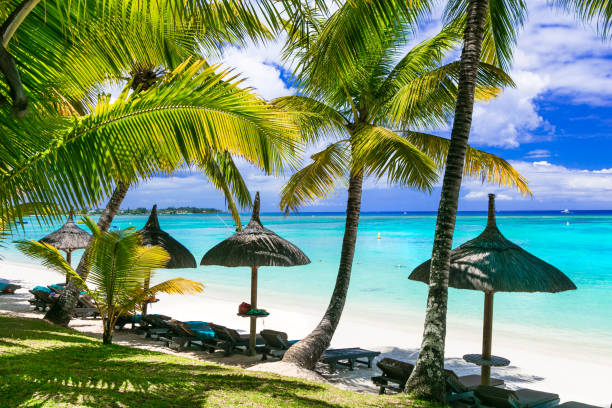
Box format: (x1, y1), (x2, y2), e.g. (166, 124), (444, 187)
(276, 19), (530, 369)
(287, 0), (610, 399)
(16, 217), (205, 345)
(401, 1), (611, 399)
(1, 0), (300, 324)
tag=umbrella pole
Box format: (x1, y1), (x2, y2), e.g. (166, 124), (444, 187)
(249, 266), (258, 356)
(65, 250), (72, 283)
(142, 275), (150, 316)
(481, 291), (494, 385)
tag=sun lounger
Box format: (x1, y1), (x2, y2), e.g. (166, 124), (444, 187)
(73, 294), (99, 318)
(475, 385), (560, 408)
(321, 348), (380, 373)
(208, 323), (264, 356)
(0, 282), (21, 294)
(260, 329), (300, 360)
(140, 314), (174, 338)
(161, 321), (216, 351)
(371, 358), (503, 396)
(28, 286), (59, 311)
(557, 402), (604, 408)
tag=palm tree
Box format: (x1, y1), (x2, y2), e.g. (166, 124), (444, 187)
(1, 0), (302, 324)
(16, 217), (204, 345)
(400, 1), (611, 399)
(276, 19), (530, 370)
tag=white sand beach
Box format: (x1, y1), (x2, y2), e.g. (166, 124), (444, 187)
(1, 259), (610, 407)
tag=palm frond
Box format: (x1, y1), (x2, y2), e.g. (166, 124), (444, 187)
(444, 0), (528, 71)
(352, 126), (438, 191)
(402, 131), (532, 195)
(383, 61), (515, 129)
(0, 59), (301, 222)
(552, 0), (612, 39)
(272, 95), (350, 143)
(280, 140), (351, 213)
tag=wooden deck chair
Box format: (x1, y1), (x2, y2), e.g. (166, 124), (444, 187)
(208, 323), (264, 356)
(260, 329), (299, 361)
(475, 385), (560, 408)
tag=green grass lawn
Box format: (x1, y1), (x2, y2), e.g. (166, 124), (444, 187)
(0, 316), (437, 407)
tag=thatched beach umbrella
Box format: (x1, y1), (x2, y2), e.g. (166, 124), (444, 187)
(40, 213), (91, 281)
(200, 192), (310, 355)
(138, 205), (196, 314)
(409, 194), (576, 385)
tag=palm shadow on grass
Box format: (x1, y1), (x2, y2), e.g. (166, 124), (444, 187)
(0, 316), (371, 408)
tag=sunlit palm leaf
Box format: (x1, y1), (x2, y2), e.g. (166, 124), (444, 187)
(280, 141), (351, 212)
(402, 131), (532, 195)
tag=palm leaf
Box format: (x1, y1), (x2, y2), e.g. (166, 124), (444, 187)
(280, 140), (351, 212)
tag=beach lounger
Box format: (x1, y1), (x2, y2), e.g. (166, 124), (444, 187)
(557, 402), (604, 408)
(321, 348), (380, 373)
(73, 294), (99, 318)
(0, 282), (21, 294)
(260, 329), (300, 360)
(371, 358), (503, 396)
(475, 385), (560, 408)
(140, 314), (174, 338)
(208, 323), (264, 356)
(161, 321), (216, 351)
(28, 286), (59, 311)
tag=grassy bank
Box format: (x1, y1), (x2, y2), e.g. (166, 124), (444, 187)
(0, 316), (434, 407)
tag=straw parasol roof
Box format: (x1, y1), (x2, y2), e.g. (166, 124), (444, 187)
(139, 205), (196, 269)
(200, 192), (310, 356)
(200, 192), (310, 268)
(40, 213), (91, 251)
(409, 194), (576, 293)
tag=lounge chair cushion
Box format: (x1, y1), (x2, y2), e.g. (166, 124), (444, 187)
(185, 321), (209, 329)
(476, 385), (560, 408)
(32, 286), (51, 293)
(192, 328), (215, 340)
(376, 358), (414, 382)
(48, 284), (64, 291)
(457, 374), (504, 390)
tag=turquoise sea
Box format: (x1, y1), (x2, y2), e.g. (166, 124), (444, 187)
(3, 211), (611, 345)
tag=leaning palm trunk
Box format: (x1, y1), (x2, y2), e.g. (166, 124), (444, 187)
(282, 172), (363, 369)
(44, 181), (129, 325)
(404, 0), (490, 401)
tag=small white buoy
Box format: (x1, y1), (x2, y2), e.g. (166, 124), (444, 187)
(377, 233), (381, 240)
(566, 221), (570, 226)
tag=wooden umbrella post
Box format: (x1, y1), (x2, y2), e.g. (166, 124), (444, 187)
(481, 291), (494, 385)
(65, 250), (72, 283)
(142, 275), (151, 316)
(249, 266), (258, 356)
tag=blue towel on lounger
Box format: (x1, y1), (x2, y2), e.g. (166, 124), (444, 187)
(32, 286), (51, 293)
(184, 321), (209, 329)
(48, 284), (64, 291)
(0, 283), (7, 291)
(192, 327), (215, 340)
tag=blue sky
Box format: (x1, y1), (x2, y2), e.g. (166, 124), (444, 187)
(122, 1), (612, 213)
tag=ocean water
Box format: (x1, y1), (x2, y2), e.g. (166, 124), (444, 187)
(3, 211), (611, 344)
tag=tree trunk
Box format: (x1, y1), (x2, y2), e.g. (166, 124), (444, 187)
(44, 181), (129, 325)
(404, 0), (489, 401)
(282, 172), (363, 369)
(102, 319), (113, 345)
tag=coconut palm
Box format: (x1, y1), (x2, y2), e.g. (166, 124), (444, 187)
(16, 217), (204, 344)
(289, 0), (610, 399)
(399, 1), (611, 399)
(276, 21), (530, 370)
(1, 0), (301, 324)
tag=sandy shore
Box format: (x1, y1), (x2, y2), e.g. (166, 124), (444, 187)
(1, 259), (610, 406)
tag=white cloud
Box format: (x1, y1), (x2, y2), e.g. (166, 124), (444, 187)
(464, 0), (612, 148)
(210, 39), (295, 100)
(525, 149), (551, 159)
(462, 160), (612, 204)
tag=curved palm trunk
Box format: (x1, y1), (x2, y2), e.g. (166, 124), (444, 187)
(405, 0), (489, 401)
(282, 172), (363, 369)
(44, 181), (129, 325)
